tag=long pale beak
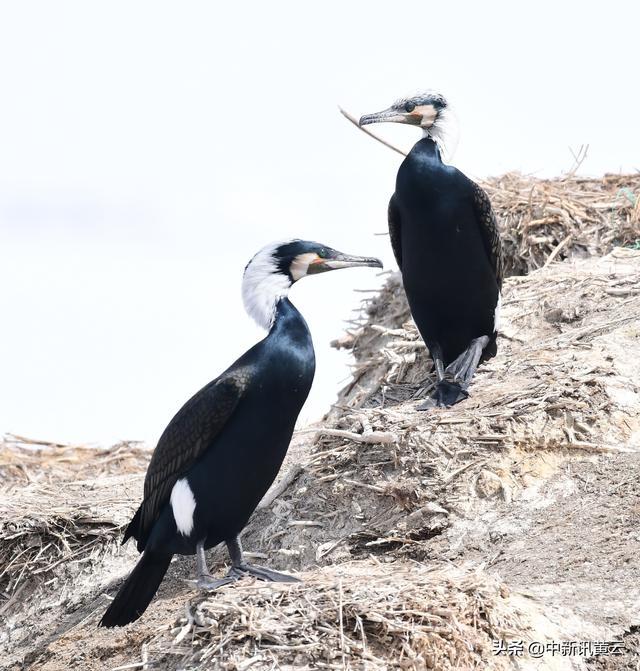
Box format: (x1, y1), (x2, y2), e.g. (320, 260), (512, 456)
(359, 107), (415, 126)
(308, 251), (383, 274)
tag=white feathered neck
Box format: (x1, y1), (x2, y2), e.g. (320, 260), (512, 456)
(423, 105), (459, 163)
(241, 241), (292, 330)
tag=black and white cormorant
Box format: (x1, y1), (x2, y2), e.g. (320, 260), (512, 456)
(359, 92), (503, 408)
(100, 240), (382, 627)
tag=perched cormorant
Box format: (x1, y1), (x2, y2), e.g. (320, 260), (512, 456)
(359, 92), (503, 408)
(100, 240), (382, 627)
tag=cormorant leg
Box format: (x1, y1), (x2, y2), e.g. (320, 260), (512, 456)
(195, 541), (236, 590)
(445, 336), (490, 388)
(225, 536), (300, 584)
(434, 356), (445, 383)
(416, 346), (465, 410)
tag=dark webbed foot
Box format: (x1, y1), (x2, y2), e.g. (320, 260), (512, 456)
(445, 336), (490, 387)
(230, 563), (300, 583)
(198, 564), (299, 591)
(416, 380), (468, 410)
(195, 536), (300, 591)
(197, 574), (236, 590)
(415, 338), (490, 411)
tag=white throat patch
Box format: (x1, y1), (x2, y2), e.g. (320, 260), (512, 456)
(290, 252), (319, 281)
(242, 241), (292, 330)
(422, 105), (459, 163)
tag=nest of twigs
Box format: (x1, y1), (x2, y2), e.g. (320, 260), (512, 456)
(482, 172), (640, 276)
(151, 561), (521, 670)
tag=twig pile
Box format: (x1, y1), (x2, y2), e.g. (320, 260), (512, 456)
(154, 561), (521, 670)
(0, 434), (151, 486)
(0, 438), (147, 599)
(479, 173), (640, 276)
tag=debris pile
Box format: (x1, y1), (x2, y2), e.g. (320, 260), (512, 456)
(1, 172), (639, 668)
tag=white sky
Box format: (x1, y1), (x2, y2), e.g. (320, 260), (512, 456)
(1, 1), (639, 445)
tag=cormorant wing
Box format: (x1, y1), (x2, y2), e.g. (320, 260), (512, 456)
(469, 180), (503, 290)
(387, 193), (403, 270)
(131, 366), (253, 545)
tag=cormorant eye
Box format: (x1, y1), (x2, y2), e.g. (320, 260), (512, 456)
(404, 102), (416, 113)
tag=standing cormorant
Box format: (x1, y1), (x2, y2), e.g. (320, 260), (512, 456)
(359, 92), (503, 408)
(100, 240), (382, 627)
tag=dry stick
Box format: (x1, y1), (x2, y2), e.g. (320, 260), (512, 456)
(542, 234), (572, 268)
(312, 427), (398, 445)
(565, 144), (589, 178)
(111, 662), (149, 671)
(257, 463), (304, 510)
(338, 578), (346, 670)
(338, 107), (407, 157)
(442, 459), (489, 485)
(0, 580), (28, 616)
(4, 432), (80, 449)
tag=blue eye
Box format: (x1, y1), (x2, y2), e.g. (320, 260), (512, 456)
(404, 102), (415, 113)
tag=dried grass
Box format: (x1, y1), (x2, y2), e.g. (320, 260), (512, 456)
(2, 172), (639, 668)
(480, 172), (640, 276)
(150, 561), (521, 670)
(0, 437), (148, 600)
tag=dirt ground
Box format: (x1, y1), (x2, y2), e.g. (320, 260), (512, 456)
(1, 244), (639, 670)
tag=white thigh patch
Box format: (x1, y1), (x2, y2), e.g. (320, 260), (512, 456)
(494, 292), (502, 332)
(170, 478), (196, 536)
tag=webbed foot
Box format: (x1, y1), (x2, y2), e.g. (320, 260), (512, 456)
(416, 380), (468, 410)
(197, 574), (237, 590)
(231, 563), (301, 583)
(445, 336), (490, 386)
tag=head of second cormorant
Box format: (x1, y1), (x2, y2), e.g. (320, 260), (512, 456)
(359, 91), (457, 158)
(242, 240), (382, 331)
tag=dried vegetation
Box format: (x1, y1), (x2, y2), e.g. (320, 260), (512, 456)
(0, 438), (147, 605)
(1, 173), (639, 670)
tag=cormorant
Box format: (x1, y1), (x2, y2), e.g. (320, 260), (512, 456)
(359, 92), (503, 408)
(100, 240), (382, 627)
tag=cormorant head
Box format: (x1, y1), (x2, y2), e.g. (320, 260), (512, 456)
(359, 91), (457, 158)
(359, 91), (448, 130)
(242, 239), (382, 329)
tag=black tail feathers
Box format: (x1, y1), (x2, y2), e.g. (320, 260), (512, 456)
(100, 551), (172, 627)
(121, 505), (142, 546)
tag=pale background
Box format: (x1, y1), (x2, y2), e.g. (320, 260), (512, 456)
(1, 0), (638, 445)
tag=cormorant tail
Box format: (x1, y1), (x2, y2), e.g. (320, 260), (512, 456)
(122, 505), (142, 545)
(99, 551), (171, 627)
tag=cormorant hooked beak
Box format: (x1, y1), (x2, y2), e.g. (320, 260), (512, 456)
(359, 107), (422, 127)
(307, 250), (383, 275)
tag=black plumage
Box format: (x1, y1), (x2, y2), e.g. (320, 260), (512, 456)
(100, 240), (381, 627)
(360, 93), (503, 408)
